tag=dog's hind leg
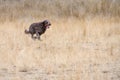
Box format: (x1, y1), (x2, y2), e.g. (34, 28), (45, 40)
(31, 34), (36, 39)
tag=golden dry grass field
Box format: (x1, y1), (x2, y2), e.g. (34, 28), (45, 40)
(0, 0), (120, 80)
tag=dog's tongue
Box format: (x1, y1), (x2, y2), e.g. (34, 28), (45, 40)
(46, 26), (49, 29)
(47, 26), (50, 28)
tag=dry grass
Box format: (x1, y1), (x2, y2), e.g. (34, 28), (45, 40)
(0, 0), (120, 22)
(0, 0), (120, 80)
(0, 17), (120, 80)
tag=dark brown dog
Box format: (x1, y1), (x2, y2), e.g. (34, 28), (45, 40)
(25, 20), (51, 40)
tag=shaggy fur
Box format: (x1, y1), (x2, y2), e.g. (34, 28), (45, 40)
(25, 20), (51, 40)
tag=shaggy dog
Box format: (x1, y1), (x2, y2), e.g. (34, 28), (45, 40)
(25, 20), (51, 40)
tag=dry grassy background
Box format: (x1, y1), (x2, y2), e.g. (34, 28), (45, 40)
(0, 0), (120, 80)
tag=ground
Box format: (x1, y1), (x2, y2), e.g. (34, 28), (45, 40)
(0, 17), (120, 80)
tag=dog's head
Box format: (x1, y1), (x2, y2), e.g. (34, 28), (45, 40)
(43, 20), (51, 29)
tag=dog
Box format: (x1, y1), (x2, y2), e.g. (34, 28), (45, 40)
(25, 20), (51, 40)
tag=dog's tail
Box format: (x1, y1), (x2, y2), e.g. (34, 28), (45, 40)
(25, 29), (30, 34)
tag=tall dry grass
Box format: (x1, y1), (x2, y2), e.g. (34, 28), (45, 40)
(0, 0), (120, 22)
(0, 0), (120, 80)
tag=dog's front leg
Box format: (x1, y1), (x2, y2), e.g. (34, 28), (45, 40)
(36, 32), (40, 40)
